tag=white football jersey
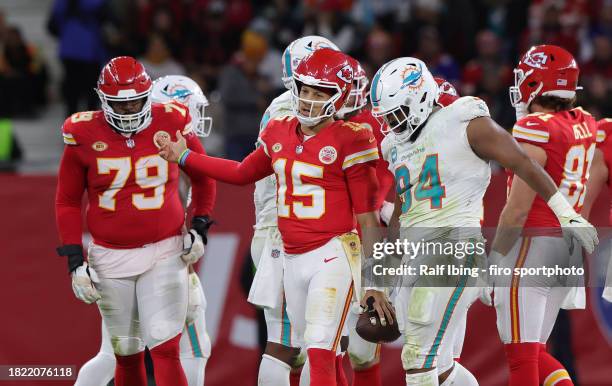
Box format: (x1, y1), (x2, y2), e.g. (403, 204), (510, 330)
(381, 96), (491, 232)
(254, 91), (293, 229)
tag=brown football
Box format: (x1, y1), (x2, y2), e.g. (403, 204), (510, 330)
(355, 297), (401, 343)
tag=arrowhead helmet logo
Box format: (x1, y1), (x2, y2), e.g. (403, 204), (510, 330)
(337, 64), (354, 84)
(523, 51), (548, 69)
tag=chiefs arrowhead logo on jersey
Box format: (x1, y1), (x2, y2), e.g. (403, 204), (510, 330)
(523, 52), (548, 69)
(337, 65), (354, 84)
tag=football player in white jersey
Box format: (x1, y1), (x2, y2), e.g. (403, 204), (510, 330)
(74, 75), (212, 386)
(368, 57), (597, 386)
(250, 35), (340, 386)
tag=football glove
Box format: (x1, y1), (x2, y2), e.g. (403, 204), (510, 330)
(186, 272), (203, 324)
(547, 192), (598, 254)
(71, 262), (101, 304)
(182, 230), (205, 264)
(603, 287), (612, 303)
(191, 215), (214, 245)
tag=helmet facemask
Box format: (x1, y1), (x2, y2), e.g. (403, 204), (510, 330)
(98, 89), (152, 134)
(291, 76), (341, 127)
(190, 99), (213, 137)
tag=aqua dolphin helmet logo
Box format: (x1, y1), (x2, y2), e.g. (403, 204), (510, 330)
(400, 63), (424, 90)
(161, 85), (193, 102)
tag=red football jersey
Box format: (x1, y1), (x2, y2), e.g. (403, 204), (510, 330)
(259, 116), (379, 254)
(347, 109), (394, 208)
(596, 119), (612, 189)
(56, 102), (216, 249)
(509, 107), (598, 228)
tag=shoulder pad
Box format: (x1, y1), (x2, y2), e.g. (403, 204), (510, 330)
(513, 114), (550, 144)
(156, 101), (192, 134)
(448, 96), (490, 122)
(597, 118), (612, 144)
(61, 111), (97, 145)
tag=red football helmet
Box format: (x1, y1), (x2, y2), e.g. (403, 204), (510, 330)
(291, 48), (354, 126)
(509, 45), (580, 110)
(434, 77), (459, 107)
(337, 56), (369, 117)
(96, 56), (153, 133)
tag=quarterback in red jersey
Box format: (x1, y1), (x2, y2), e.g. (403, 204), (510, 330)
(55, 57), (215, 386)
(159, 48), (392, 386)
(492, 45), (598, 386)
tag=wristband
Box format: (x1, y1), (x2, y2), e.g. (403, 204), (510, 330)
(178, 149), (191, 166)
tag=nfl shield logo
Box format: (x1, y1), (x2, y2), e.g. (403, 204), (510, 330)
(271, 249), (280, 258)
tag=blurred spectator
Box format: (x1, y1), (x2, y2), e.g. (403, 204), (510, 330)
(413, 25), (460, 85)
(49, 0), (110, 116)
(135, 1), (183, 57)
(581, 34), (612, 82)
(520, 1), (582, 56)
(462, 31), (511, 95)
(218, 29), (270, 160)
(0, 9), (7, 43)
(139, 33), (185, 80)
(580, 73), (612, 119)
(301, 1), (356, 53)
(0, 118), (23, 172)
(0, 26), (48, 117)
(184, 1), (238, 92)
(362, 26), (396, 79)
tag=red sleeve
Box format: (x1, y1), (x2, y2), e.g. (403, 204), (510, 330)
(55, 146), (86, 246)
(346, 162), (379, 214)
(512, 114), (551, 146)
(184, 132), (216, 216)
(182, 146), (273, 185)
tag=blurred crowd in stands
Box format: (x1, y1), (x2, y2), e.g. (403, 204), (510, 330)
(0, 0), (611, 160)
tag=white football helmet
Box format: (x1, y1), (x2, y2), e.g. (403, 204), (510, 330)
(151, 75), (212, 137)
(370, 57), (438, 143)
(281, 35), (339, 90)
(337, 57), (369, 118)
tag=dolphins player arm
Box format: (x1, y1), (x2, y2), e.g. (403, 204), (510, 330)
(467, 116), (554, 256)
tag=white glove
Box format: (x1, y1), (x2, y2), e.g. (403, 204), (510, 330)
(71, 263), (101, 304)
(379, 200), (395, 226)
(479, 286), (493, 306)
(182, 229), (205, 264)
(547, 192), (598, 254)
(186, 272), (203, 324)
(603, 287), (612, 303)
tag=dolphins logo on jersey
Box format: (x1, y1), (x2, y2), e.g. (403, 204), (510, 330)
(400, 63), (424, 90)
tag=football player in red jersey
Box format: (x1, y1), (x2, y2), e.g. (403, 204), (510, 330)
(333, 56), (391, 386)
(159, 48), (393, 386)
(582, 118), (612, 303)
(491, 45), (599, 386)
(55, 57), (216, 386)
